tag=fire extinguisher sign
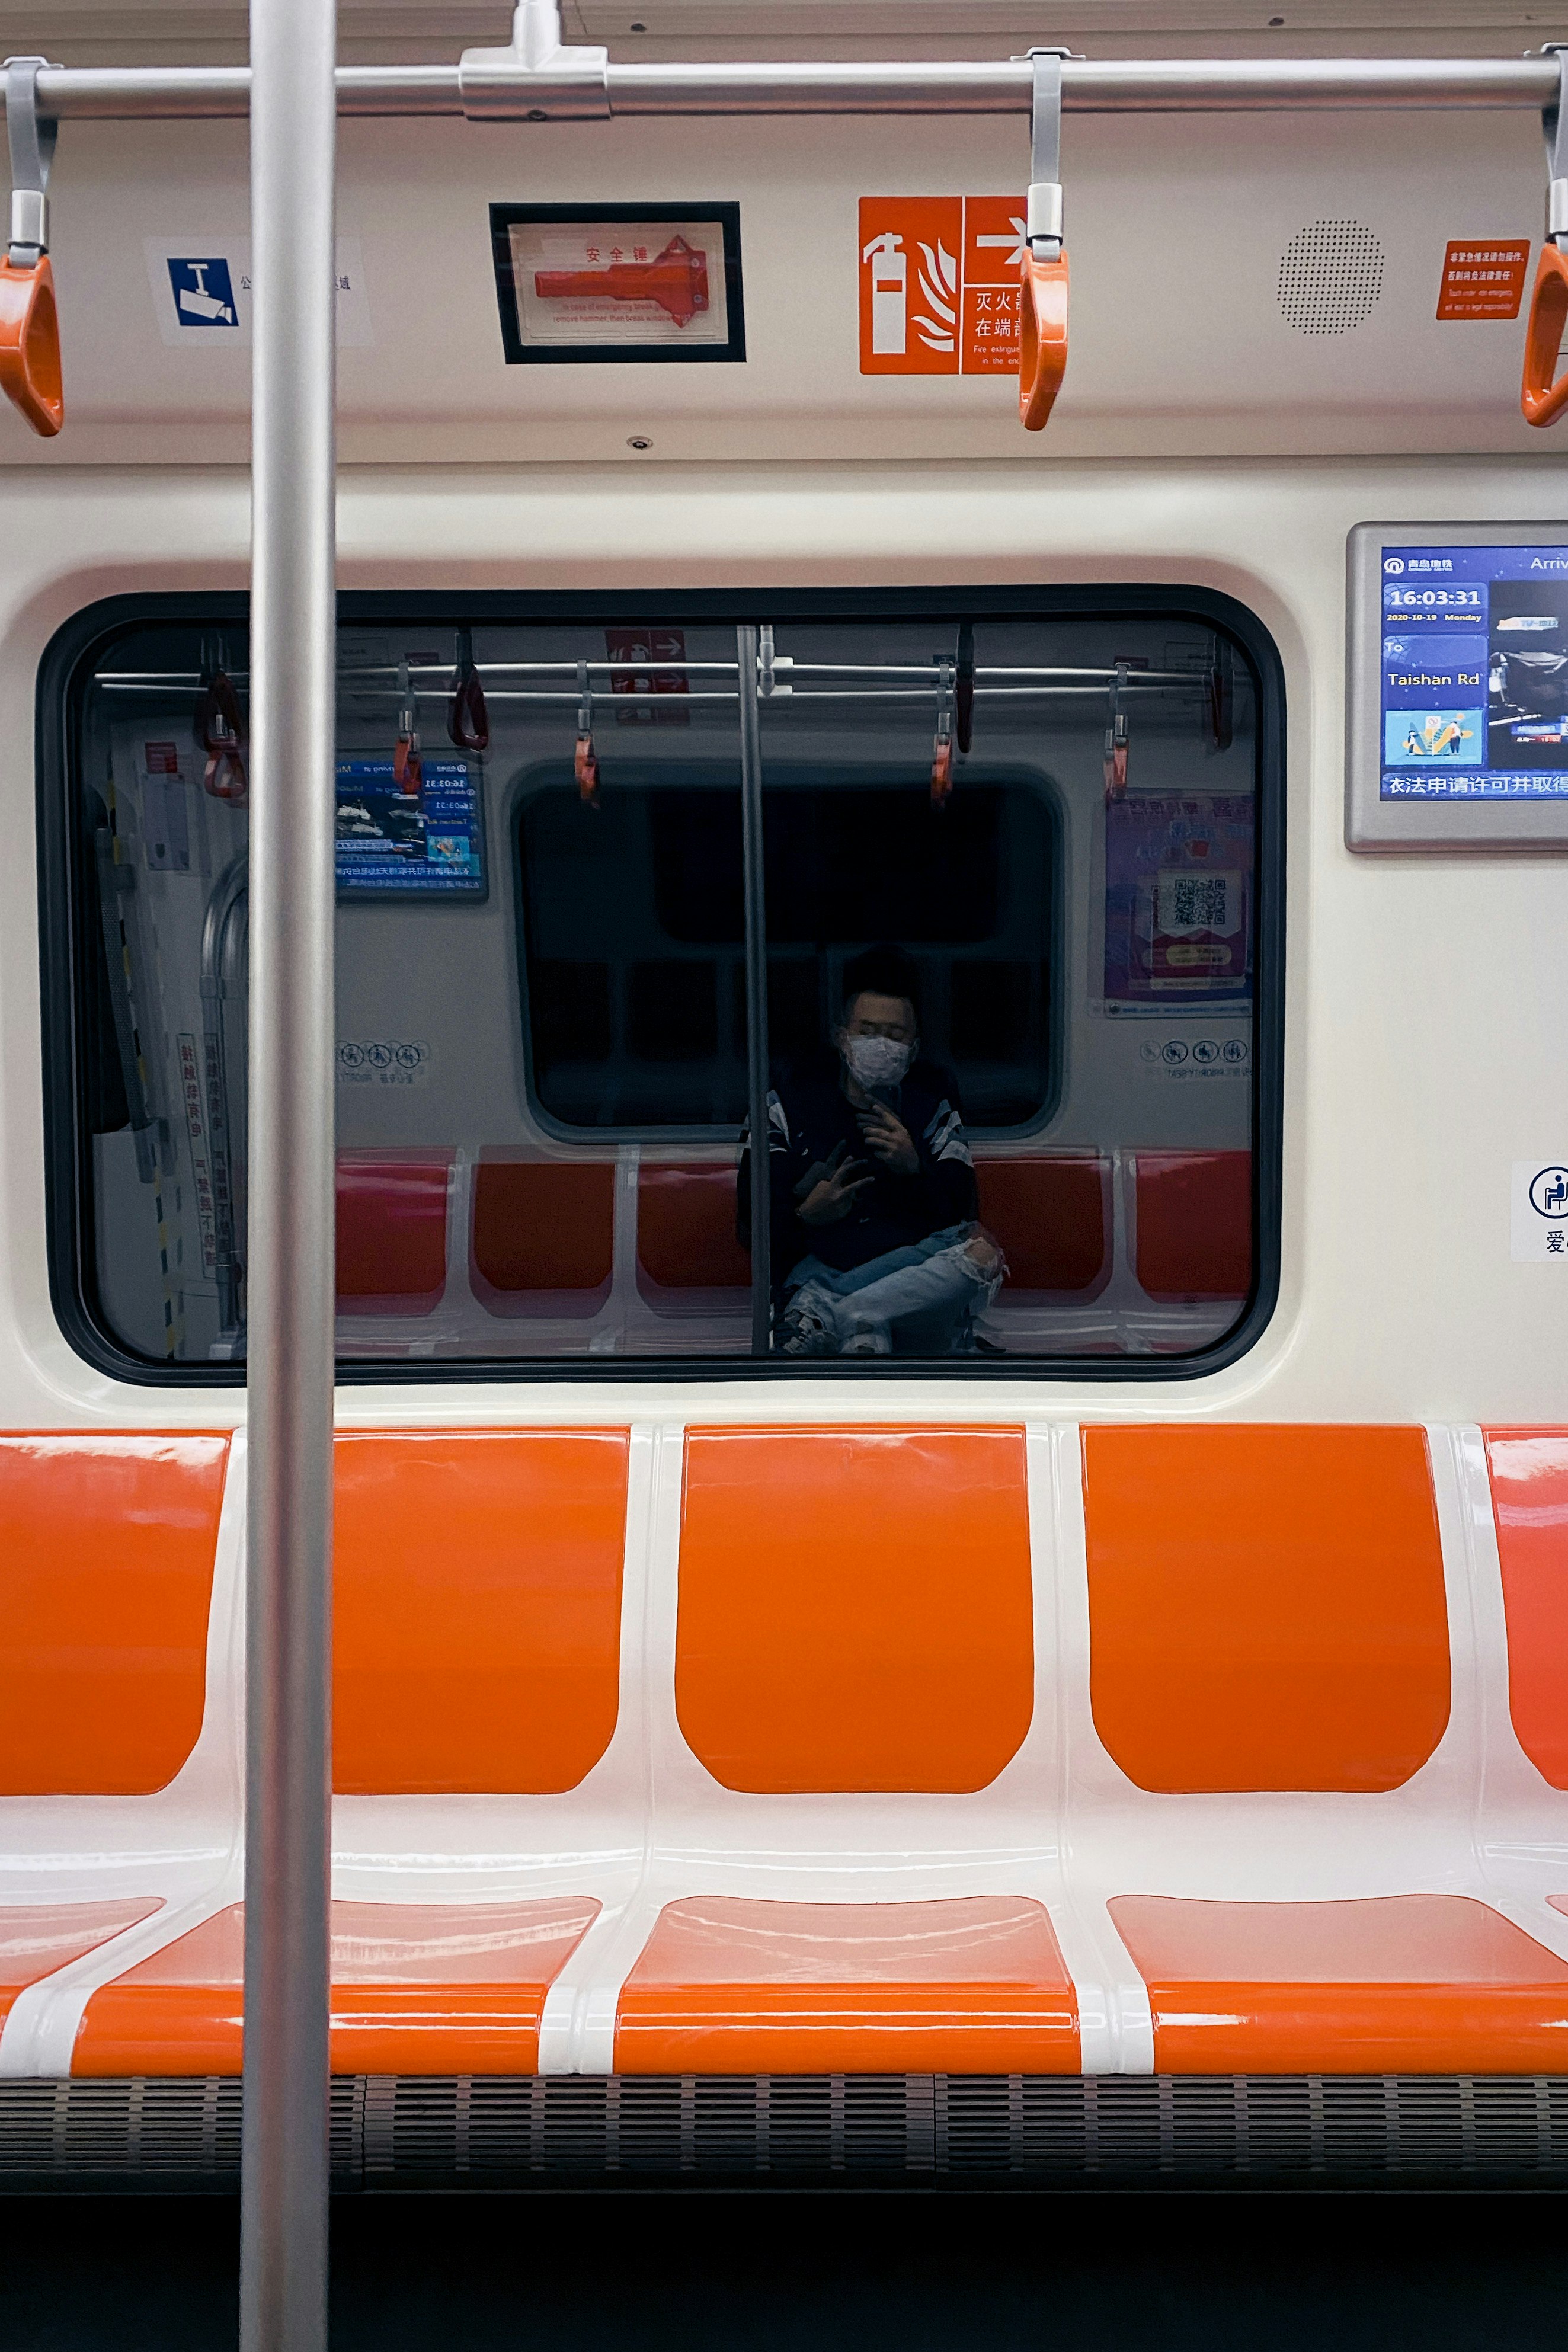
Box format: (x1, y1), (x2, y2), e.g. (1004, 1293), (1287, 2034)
(857, 197), (1026, 376)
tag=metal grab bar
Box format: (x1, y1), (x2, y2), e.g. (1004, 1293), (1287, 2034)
(0, 55), (1562, 123)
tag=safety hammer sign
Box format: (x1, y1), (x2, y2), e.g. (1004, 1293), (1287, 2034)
(858, 197), (1025, 377)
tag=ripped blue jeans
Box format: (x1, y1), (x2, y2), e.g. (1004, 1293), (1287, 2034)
(779, 1223), (1003, 1355)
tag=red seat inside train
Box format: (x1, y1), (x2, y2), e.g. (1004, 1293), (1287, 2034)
(335, 1151), (452, 1317)
(972, 1156), (1111, 1295)
(1133, 1149), (1252, 1301)
(4, 1421), (1567, 2078)
(469, 1156), (616, 1313)
(636, 1163), (751, 1302)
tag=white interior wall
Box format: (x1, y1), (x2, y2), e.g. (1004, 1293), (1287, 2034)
(0, 454), (1564, 1428)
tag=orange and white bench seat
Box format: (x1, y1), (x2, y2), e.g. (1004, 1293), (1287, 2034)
(2, 1419), (1567, 2094)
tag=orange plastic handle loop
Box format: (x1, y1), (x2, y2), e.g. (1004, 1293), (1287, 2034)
(1522, 243), (1568, 428)
(393, 731), (423, 796)
(930, 735), (954, 808)
(0, 255), (63, 437)
(1104, 738), (1128, 802)
(203, 746), (248, 804)
(575, 735), (601, 805)
(1019, 248), (1069, 434)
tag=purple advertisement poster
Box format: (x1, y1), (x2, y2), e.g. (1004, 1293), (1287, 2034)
(1102, 793), (1253, 1006)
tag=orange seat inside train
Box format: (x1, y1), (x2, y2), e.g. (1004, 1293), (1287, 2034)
(4, 1422), (1567, 2076)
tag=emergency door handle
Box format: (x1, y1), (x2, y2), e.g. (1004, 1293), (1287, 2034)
(1020, 251), (1068, 433)
(0, 252), (61, 434)
(1522, 242), (1568, 428)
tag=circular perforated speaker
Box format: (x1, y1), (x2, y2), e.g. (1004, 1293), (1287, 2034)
(1276, 219), (1385, 335)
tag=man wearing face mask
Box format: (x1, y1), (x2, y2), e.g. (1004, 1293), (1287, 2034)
(738, 945), (1004, 1355)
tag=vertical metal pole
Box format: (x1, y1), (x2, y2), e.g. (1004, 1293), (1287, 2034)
(737, 624), (771, 1353)
(240, 0), (337, 2344)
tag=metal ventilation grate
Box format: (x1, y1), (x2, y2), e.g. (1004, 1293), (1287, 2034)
(6, 2074), (1568, 2188)
(1276, 220), (1385, 334)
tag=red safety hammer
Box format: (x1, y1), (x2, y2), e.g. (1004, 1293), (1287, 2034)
(535, 235), (709, 328)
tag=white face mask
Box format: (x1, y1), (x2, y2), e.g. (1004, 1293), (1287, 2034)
(841, 1032), (914, 1090)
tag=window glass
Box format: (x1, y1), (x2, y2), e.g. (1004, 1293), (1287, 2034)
(53, 599), (1273, 1375)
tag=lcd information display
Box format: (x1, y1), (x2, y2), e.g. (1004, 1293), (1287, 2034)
(335, 757), (485, 897)
(1379, 543), (1568, 799)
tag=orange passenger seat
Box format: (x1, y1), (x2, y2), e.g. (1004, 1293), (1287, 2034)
(1112, 1894), (1568, 2074)
(332, 1429), (630, 1795)
(335, 1151), (452, 1316)
(1083, 1424), (1451, 1792)
(620, 1427), (1056, 2073)
(1133, 1148), (1252, 1301)
(1484, 1428), (1568, 1788)
(616, 1896), (1078, 2074)
(0, 1434), (228, 1795)
(75, 1898), (600, 2076)
(676, 1425), (1034, 1794)
(470, 1154), (616, 1314)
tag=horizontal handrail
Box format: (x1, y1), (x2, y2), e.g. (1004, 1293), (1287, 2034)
(0, 55), (1559, 123)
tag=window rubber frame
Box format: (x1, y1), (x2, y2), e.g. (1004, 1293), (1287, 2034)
(36, 583), (1285, 1390)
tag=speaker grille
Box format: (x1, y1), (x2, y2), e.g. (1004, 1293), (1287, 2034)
(1276, 219), (1385, 335)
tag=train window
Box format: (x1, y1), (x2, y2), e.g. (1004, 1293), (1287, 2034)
(40, 593), (1281, 1383)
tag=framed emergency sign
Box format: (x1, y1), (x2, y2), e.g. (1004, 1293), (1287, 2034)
(1348, 521), (1568, 849)
(489, 202), (746, 364)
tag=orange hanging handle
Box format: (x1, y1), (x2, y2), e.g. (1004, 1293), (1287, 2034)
(1524, 46), (1568, 428)
(1, 59), (63, 439)
(392, 657), (423, 799)
(1018, 47), (1070, 434)
(1020, 250), (1069, 433)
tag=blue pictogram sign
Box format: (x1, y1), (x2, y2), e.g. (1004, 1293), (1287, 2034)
(167, 257), (238, 327)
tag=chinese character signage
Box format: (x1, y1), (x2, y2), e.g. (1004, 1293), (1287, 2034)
(490, 203), (746, 364)
(858, 197), (1025, 376)
(1435, 239), (1531, 321)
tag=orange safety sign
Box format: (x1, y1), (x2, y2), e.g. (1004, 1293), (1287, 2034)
(859, 197), (1025, 377)
(1435, 239), (1531, 321)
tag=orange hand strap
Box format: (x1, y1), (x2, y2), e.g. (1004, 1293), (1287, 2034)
(1524, 46), (1568, 429)
(1, 59), (62, 438)
(1017, 48), (1070, 434)
(1020, 250), (1069, 432)
(1524, 244), (1568, 428)
(0, 254), (61, 436)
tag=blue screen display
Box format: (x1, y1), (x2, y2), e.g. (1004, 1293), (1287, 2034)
(1379, 544), (1568, 799)
(335, 757), (486, 895)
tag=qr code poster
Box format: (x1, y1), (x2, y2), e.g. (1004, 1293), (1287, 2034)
(1102, 794), (1253, 1006)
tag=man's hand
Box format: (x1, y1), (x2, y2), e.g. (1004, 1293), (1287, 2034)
(796, 1138), (875, 1225)
(856, 1101), (919, 1176)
